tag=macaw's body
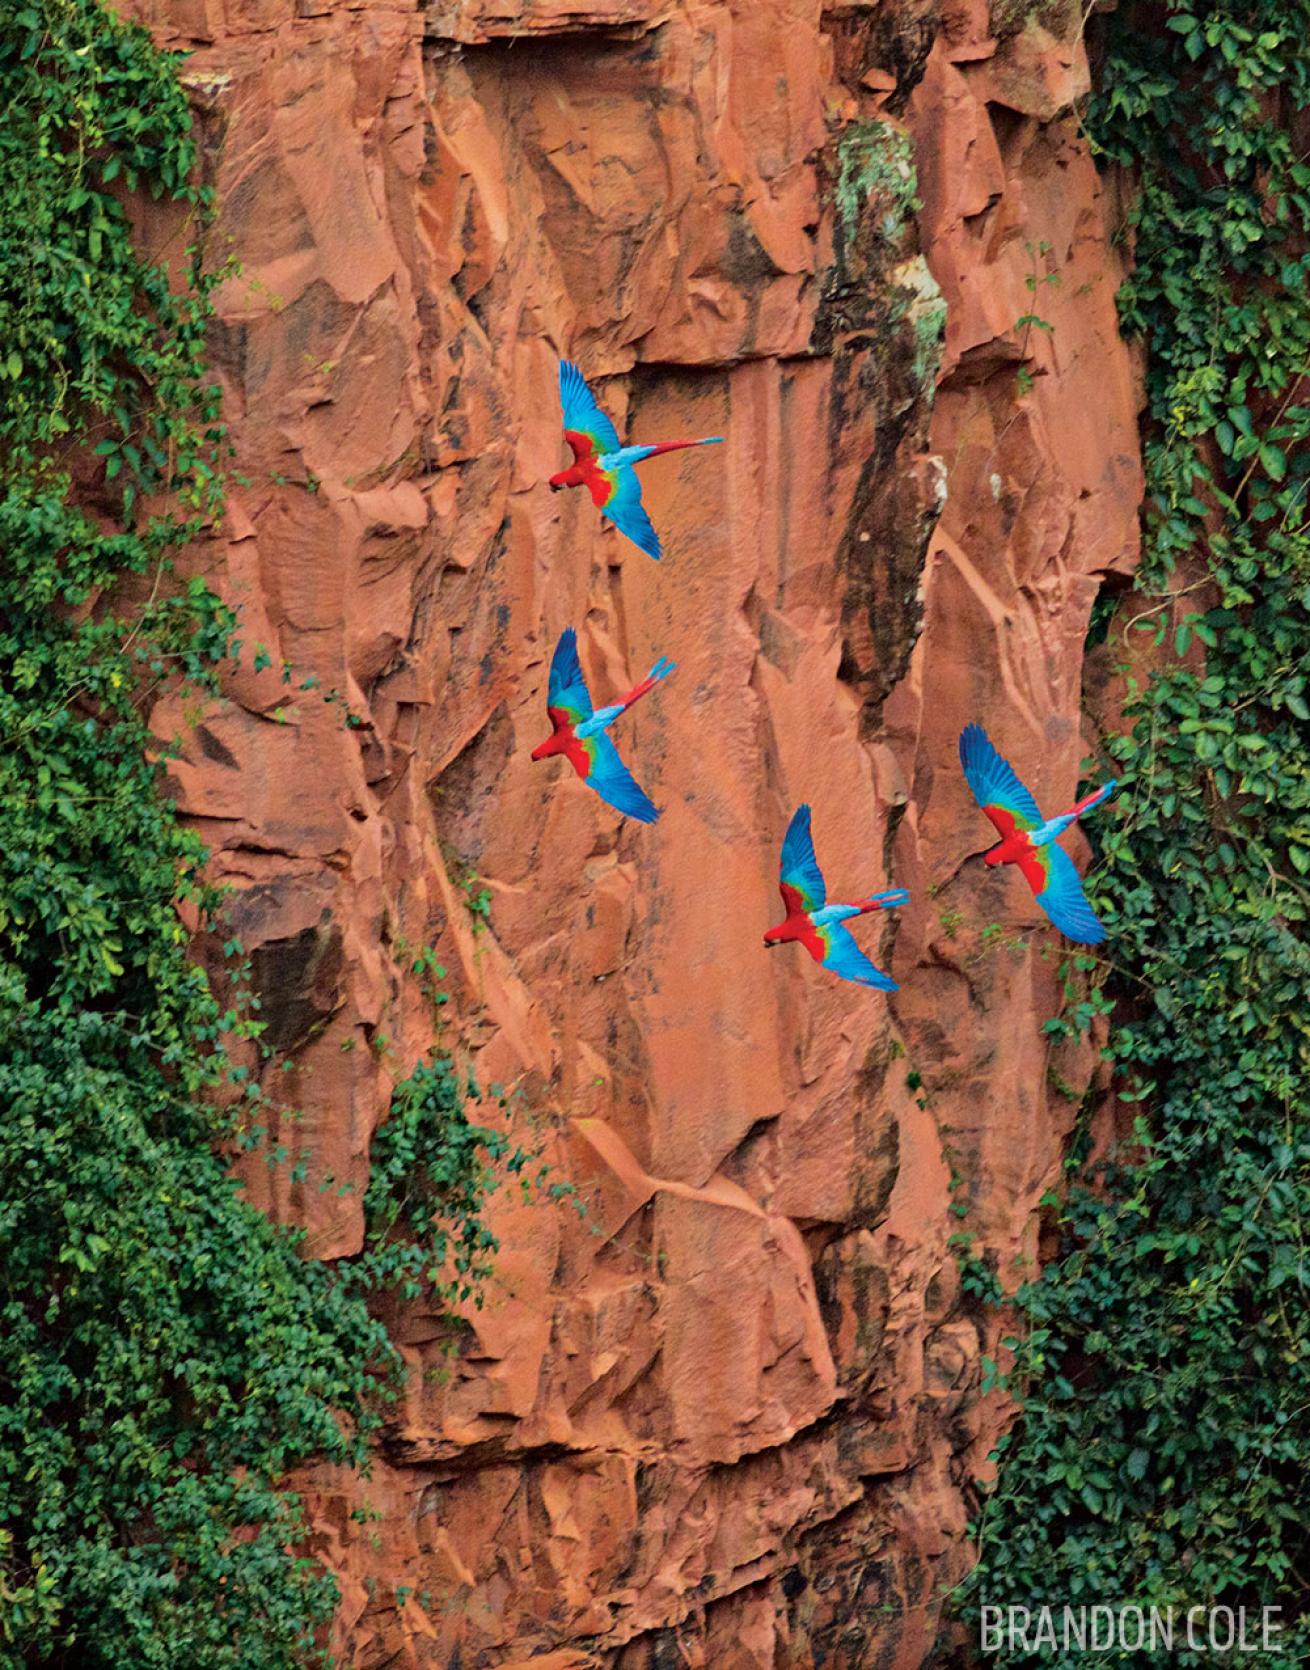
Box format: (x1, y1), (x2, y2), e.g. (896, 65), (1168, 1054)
(550, 360), (722, 561)
(958, 723), (1116, 944)
(531, 627), (674, 824)
(764, 804), (909, 990)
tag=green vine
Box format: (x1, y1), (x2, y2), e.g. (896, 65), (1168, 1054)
(0, 3), (510, 1664)
(960, 0), (1310, 1658)
(356, 1057), (520, 1305)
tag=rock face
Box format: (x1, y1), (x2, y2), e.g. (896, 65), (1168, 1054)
(129, 0), (1141, 1660)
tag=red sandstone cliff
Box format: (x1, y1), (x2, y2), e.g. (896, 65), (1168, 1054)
(126, 0), (1141, 1660)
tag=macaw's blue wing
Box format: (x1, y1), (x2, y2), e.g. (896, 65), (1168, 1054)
(585, 732), (659, 824)
(559, 360), (622, 457)
(959, 723), (1043, 835)
(779, 803), (827, 914)
(600, 463), (661, 561)
(547, 627), (593, 725)
(820, 920), (898, 991)
(1033, 842), (1107, 944)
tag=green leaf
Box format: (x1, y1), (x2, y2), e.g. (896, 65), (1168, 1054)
(1260, 443), (1287, 481)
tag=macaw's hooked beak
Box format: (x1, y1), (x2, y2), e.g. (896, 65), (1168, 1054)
(763, 933), (781, 948)
(549, 481), (562, 493)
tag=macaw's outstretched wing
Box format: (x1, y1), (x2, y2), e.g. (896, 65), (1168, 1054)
(819, 921), (898, 991)
(560, 360), (622, 463)
(778, 803), (827, 917)
(546, 627), (593, 725)
(599, 464), (661, 561)
(1024, 842), (1107, 944)
(959, 723), (1044, 839)
(584, 732), (659, 824)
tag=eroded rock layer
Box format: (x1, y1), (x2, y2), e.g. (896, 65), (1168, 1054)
(127, 0), (1141, 1659)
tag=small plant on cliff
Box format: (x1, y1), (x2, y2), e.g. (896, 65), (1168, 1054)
(442, 844), (495, 936)
(352, 1056), (524, 1306)
(834, 118), (920, 239)
(959, 0), (1310, 1658)
(1014, 239), (1057, 395)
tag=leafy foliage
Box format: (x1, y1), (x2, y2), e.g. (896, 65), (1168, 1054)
(961, 0), (1310, 1657)
(354, 1055), (520, 1305)
(0, 4), (506, 1664)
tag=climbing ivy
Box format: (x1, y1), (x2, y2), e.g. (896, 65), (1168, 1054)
(959, 0), (1310, 1659)
(0, 3), (508, 1664)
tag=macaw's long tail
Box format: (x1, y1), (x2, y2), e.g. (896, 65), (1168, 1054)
(853, 889), (911, 914)
(1065, 779), (1117, 821)
(645, 437), (724, 456)
(618, 655), (676, 712)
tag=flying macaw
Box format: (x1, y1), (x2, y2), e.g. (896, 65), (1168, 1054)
(549, 360), (722, 561)
(764, 804), (909, 990)
(958, 723), (1115, 944)
(531, 628), (674, 824)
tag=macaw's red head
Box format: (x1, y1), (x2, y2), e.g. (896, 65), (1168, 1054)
(548, 471), (569, 492)
(982, 845), (1004, 866)
(530, 735), (556, 762)
(763, 922), (786, 948)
